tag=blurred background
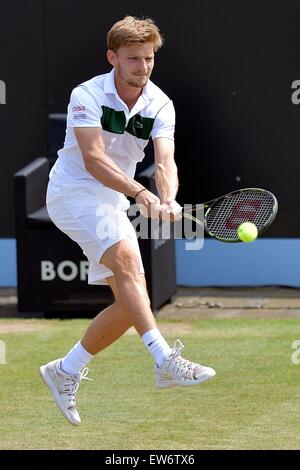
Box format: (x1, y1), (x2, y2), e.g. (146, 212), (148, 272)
(1, 0), (300, 300)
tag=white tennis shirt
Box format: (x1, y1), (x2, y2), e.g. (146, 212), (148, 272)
(49, 68), (175, 209)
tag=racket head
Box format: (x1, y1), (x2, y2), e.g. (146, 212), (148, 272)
(204, 188), (278, 242)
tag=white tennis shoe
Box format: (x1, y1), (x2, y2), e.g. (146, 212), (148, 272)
(40, 359), (92, 426)
(155, 339), (216, 388)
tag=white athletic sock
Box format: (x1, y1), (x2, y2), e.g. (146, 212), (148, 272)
(141, 328), (172, 368)
(60, 341), (94, 376)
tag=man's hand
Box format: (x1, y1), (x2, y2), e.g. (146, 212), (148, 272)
(135, 191), (182, 221)
(135, 189), (161, 218)
(160, 199), (182, 221)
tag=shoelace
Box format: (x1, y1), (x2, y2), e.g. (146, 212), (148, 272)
(62, 367), (93, 407)
(167, 340), (200, 379)
(171, 339), (184, 357)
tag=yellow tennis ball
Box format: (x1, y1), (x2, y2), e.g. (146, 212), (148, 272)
(237, 222), (258, 242)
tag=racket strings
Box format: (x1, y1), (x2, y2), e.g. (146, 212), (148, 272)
(206, 191), (276, 241)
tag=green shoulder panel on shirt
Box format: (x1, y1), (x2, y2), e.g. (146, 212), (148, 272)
(101, 106), (126, 134)
(125, 114), (154, 140)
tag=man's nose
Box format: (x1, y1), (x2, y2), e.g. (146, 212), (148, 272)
(138, 59), (148, 71)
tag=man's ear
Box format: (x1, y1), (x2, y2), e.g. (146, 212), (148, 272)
(107, 50), (116, 66)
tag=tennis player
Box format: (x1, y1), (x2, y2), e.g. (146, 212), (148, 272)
(40, 15), (215, 425)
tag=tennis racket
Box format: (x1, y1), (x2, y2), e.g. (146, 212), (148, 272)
(182, 188), (278, 243)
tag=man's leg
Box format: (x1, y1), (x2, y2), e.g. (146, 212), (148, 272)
(81, 276), (133, 355)
(100, 239), (216, 387)
(100, 239), (157, 335)
(99, 240), (173, 369)
(39, 274), (133, 426)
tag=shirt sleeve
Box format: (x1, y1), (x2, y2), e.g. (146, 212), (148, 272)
(67, 86), (102, 128)
(150, 100), (175, 140)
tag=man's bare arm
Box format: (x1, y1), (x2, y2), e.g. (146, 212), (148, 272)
(154, 137), (178, 203)
(74, 127), (160, 215)
(75, 127), (144, 197)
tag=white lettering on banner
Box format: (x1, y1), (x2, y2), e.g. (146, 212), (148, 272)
(0, 80), (6, 104)
(57, 261), (78, 281)
(291, 80), (300, 105)
(80, 261), (89, 280)
(41, 261), (56, 280)
(41, 261), (89, 281)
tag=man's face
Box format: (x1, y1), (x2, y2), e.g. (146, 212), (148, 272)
(108, 42), (155, 89)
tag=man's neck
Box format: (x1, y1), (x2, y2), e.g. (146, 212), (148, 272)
(115, 80), (143, 111)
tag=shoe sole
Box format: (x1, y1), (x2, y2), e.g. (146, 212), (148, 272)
(39, 365), (80, 426)
(156, 369), (216, 389)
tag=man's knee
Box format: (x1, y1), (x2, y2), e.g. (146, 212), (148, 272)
(101, 241), (141, 276)
(116, 252), (140, 276)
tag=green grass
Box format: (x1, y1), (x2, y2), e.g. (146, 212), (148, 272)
(0, 317), (300, 450)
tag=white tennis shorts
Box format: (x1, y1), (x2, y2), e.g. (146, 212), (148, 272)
(46, 181), (144, 285)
